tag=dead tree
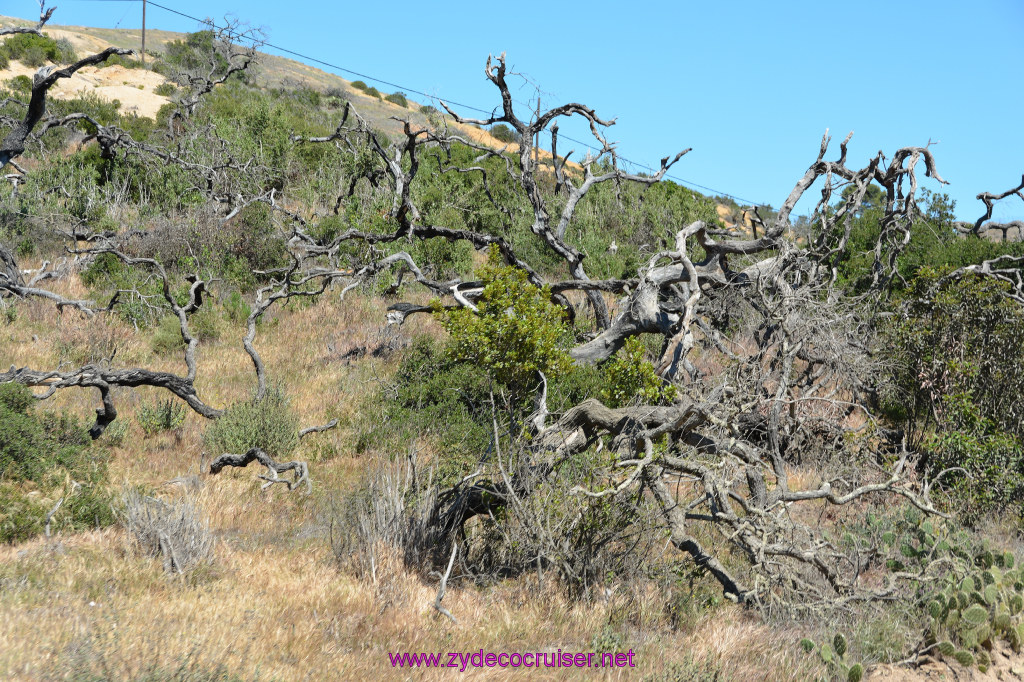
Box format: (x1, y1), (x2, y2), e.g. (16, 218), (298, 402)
(285, 54), (1022, 607)
(3, 46), (1022, 601)
(0, 47), (134, 168)
(209, 447), (311, 493)
(0, 2), (56, 37)
(165, 20), (263, 124)
(967, 174), (1024, 238)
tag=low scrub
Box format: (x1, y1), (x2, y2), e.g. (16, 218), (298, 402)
(203, 387), (299, 460)
(137, 397), (188, 436)
(0, 383), (114, 543)
(384, 91), (408, 108)
(122, 489), (215, 575)
(0, 32), (69, 67)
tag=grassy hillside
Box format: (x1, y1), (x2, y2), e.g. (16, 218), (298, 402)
(1, 12), (1023, 682)
(0, 14), (535, 147)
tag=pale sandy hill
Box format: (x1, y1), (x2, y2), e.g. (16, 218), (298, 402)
(0, 15), (578, 157)
(0, 61), (171, 119)
(0, 31), (172, 119)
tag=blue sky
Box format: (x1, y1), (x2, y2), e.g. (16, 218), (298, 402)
(9, 0), (1024, 220)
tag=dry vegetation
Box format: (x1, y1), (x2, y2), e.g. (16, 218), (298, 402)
(2, 8), (1023, 682)
(0, 272), (820, 681)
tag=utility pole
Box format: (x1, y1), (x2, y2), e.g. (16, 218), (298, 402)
(141, 0), (146, 66)
(534, 98), (540, 170)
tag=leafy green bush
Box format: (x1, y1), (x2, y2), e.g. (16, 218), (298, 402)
(223, 290), (251, 324)
(438, 246), (572, 393)
(1, 384), (90, 482)
(355, 336), (493, 485)
(164, 30), (232, 80)
(54, 37), (77, 63)
(0, 32), (62, 65)
(22, 44), (47, 68)
(189, 304), (223, 341)
(883, 271), (1024, 519)
(154, 82), (177, 97)
(227, 200), (290, 278)
(7, 75), (32, 95)
(602, 336), (677, 407)
(350, 80), (368, 91)
(97, 52), (142, 70)
(406, 236), (473, 279)
(0, 383), (114, 543)
(81, 256), (164, 327)
(385, 91), (408, 108)
(137, 398), (188, 436)
(203, 387), (299, 460)
(150, 315), (186, 355)
(489, 124), (517, 143)
(364, 86), (381, 99)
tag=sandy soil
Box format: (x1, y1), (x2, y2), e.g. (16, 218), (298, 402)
(0, 59), (171, 119)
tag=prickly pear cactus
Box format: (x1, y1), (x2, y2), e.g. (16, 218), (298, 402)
(919, 535), (1024, 671)
(797, 632), (865, 682)
(799, 514), (1024, 678)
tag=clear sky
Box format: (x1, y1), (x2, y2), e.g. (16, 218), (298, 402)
(8, 0), (1024, 220)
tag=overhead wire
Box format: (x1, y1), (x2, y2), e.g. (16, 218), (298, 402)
(57, 0), (766, 205)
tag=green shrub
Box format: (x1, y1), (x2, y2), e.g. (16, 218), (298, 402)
(350, 80), (368, 91)
(0, 485), (45, 543)
(438, 245), (572, 393)
(96, 52), (141, 70)
(137, 398), (188, 436)
(154, 82), (177, 97)
(150, 315), (186, 355)
(883, 271), (1024, 519)
(406, 236), (473, 280)
(203, 387), (299, 460)
(385, 91), (408, 108)
(419, 104), (439, 116)
(0, 383), (113, 543)
(309, 214), (346, 244)
(364, 86), (381, 99)
(227, 202), (290, 279)
(355, 336), (492, 485)
(0, 52), (8, 70)
(489, 123), (517, 143)
(602, 336), (677, 407)
(54, 37), (77, 63)
(163, 30), (239, 83)
(0, 32), (62, 65)
(0, 381), (34, 414)
(1, 384), (90, 482)
(190, 304), (223, 341)
(21, 45), (47, 68)
(8, 75), (32, 95)
(223, 291), (251, 324)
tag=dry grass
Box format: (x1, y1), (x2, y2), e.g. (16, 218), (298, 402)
(0, 275), (827, 681)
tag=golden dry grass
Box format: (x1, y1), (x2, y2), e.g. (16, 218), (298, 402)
(0, 273), (826, 681)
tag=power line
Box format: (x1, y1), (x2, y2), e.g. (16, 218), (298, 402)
(62, 0), (767, 206)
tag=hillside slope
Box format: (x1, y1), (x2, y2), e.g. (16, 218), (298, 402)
(0, 15), (529, 148)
